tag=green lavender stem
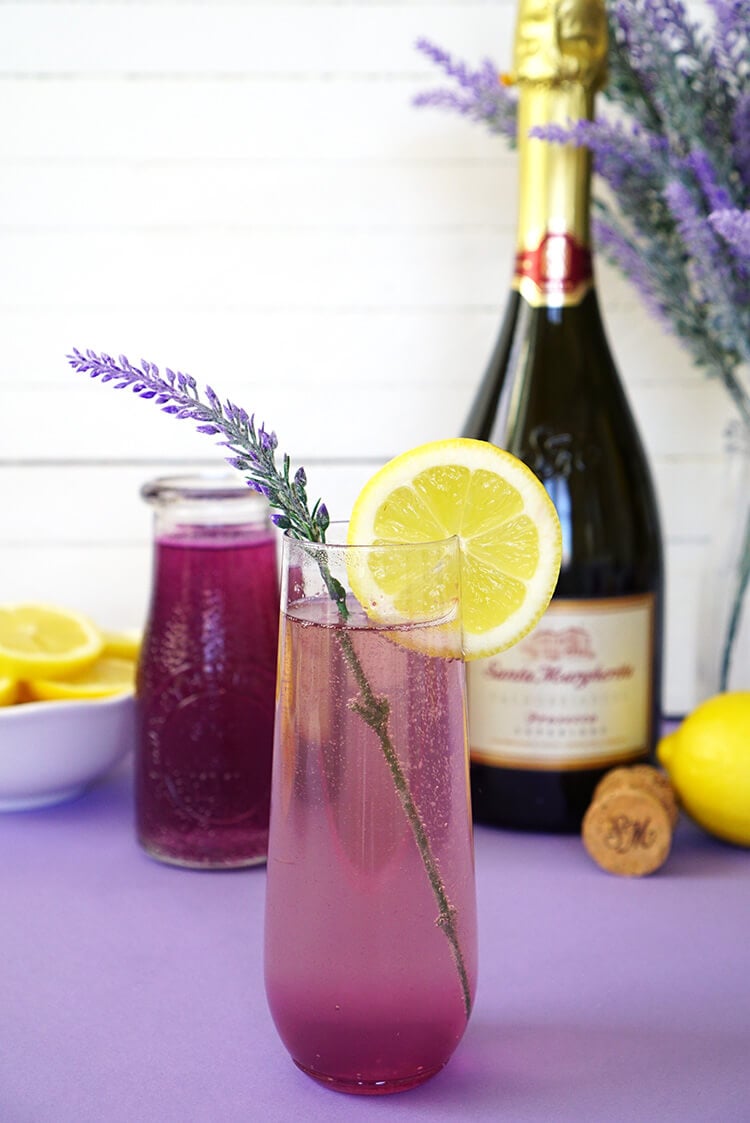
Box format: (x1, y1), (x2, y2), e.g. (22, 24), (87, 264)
(720, 500), (750, 691)
(716, 407), (750, 692)
(338, 629), (473, 1019)
(307, 543), (471, 1018)
(712, 353), (750, 434)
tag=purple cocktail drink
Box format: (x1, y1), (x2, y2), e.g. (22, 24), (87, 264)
(136, 477), (279, 869)
(265, 531), (477, 1094)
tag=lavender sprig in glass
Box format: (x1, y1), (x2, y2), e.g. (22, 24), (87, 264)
(67, 346), (473, 1018)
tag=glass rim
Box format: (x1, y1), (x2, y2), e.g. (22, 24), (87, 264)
(141, 472), (266, 505)
(283, 520), (460, 551)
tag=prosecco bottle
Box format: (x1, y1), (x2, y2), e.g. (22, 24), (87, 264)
(464, 0), (664, 832)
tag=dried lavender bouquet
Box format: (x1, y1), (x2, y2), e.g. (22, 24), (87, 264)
(416, 1), (750, 417)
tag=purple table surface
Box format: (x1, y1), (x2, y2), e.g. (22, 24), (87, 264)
(1, 756), (748, 1123)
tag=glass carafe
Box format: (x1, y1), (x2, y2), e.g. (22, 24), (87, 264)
(136, 474), (279, 868)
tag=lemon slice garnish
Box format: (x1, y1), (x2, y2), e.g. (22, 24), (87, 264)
(0, 604), (103, 679)
(26, 654), (136, 701)
(347, 438), (562, 660)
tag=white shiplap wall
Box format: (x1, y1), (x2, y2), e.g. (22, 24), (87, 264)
(0, 1), (734, 715)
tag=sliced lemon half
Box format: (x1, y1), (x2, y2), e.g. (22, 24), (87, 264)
(347, 438), (562, 660)
(102, 629), (142, 661)
(0, 604), (103, 679)
(26, 654), (136, 701)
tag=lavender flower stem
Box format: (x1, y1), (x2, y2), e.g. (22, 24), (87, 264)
(721, 507), (750, 690)
(710, 352), (750, 431)
(68, 346), (472, 1020)
(338, 630), (472, 1017)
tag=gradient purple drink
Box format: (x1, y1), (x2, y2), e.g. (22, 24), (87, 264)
(136, 477), (279, 869)
(265, 533), (477, 1094)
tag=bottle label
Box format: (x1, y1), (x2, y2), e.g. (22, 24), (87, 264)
(513, 230), (593, 308)
(468, 595), (656, 770)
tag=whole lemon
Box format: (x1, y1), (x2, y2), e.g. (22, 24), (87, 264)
(657, 692), (750, 847)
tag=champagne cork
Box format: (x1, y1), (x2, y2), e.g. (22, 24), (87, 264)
(592, 764), (680, 829)
(582, 765), (678, 877)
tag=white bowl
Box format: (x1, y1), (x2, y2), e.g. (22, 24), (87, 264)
(0, 693), (135, 811)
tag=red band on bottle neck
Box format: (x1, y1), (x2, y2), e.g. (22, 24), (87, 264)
(514, 232), (593, 307)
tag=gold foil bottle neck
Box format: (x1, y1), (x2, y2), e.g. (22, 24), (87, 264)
(513, 0), (608, 89)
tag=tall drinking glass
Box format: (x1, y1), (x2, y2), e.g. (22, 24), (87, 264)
(136, 474), (279, 869)
(264, 525), (477, 1094)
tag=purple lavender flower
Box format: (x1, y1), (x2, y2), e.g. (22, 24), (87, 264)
(710, 208), (750, 258)
(592, 218), (670, 330)
(67, 348), (331, 544)
(732, 92), (750, 190)
(710, 1), (750, 95)
(684, 149), (734, 212)
(315, 503), (330, 535)
(530, 119), (666, 192)
(665, 179), (748, 357)
(414, 38), (517, 142)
